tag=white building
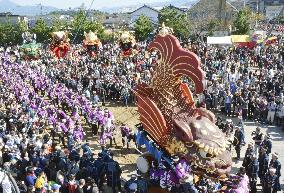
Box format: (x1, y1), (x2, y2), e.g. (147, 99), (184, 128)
(129, 5), (160, 26)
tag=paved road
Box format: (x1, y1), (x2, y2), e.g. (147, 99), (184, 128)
(225, 114), (284, 192)
(88, 105), (284, 192)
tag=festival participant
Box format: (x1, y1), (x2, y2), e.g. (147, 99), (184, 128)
(120, 123), (135, 149)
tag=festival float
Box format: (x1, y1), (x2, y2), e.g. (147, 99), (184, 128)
(20, 32), (41, 60)
(133, 24), (248, 193)
(83, 31), (102, 57)
(119, 31), (137, 57)
(50, 31), (70, 58)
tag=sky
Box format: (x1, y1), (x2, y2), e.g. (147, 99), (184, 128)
(9, 0), (168, 9)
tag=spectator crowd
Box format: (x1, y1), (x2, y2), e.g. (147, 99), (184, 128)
(0, 32), (283, 193)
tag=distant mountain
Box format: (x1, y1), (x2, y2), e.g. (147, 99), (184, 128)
(0, 0), (59, 16)
(100, 0), (198, 13)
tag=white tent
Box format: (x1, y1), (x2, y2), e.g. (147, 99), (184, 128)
(207, 36), (232, 45)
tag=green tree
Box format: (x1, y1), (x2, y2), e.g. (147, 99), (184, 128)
(233, 10), (250, 35)
(31, 18), (51, 43)
(0, 22), (14, 46)
(0, 18), (27, 46)
(51, 17), (67, 31)
(71, 10), (105, 43)
(158, 7), (190, 40)
(134, 15), (153, 41)
(14, 20), (29, 44)
(207, 19), (219, 36)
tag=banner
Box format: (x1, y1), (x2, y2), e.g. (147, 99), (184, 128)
(231, 35), (251, 43)
(207, 36), (232, 45)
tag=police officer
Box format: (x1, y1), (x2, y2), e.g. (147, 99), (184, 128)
(262, 134), (272, 155)
(242, 143), (255, 173)
(258, 147), (269, 183)
(252, 127), (263, 157)
(233, 126), (244, 160)
(92, 153), (105, 191)
(136, 172), (148, 193)
(106, 152), (122, 193)
(263, 168), (278, 193)
(269, 152), (281, 192)
(124, 174), (137, 193)
(247, 154), (259, 193)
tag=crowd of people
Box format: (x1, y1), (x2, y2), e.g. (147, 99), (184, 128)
(0, 29), (282, 193)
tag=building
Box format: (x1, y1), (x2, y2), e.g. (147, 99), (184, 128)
(188, 0), (239, 31)
(0, 12), (25, 24)
(263, 0), (284, 20)
(129, 5), (160, 26)
(103, 13), (130, 28)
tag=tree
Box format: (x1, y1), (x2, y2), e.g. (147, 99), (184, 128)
(158, 7), (191, 40)
(31, 18), (51, 43)
(51, 17), (67, 32)
(14, 20), (29, 44)
(71, 10), (105, 44)
(207, 19), (220, 36)
(134, 15), (153, 41)
(0, 22), (14, 46)
(233, 10), (250, 35)
(0, 19), (27, 46)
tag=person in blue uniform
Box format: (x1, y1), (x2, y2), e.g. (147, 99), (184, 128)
(258, 147), (269, 183)
(233, 126), (245, 160)
(269, 152), (281, 192)
(263, 168), (278, 193)
(247, 154), (259, 193)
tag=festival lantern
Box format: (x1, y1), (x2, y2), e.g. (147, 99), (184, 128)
(83, 31), (102, 57)
(50, 31), (70, 58)
(134, 23), (232, 182)
(20, 32), (41, 60)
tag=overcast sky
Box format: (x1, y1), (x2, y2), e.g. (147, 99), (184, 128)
(10, 0), (168, 9)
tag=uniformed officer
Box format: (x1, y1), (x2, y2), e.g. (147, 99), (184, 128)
(252, 127), (263, 157)
(106, 153), (122, 193)
(269, 152), (281, 192)
(92, 153), (105, 191)
(261, 134), (272, 155)
(124, 174), (137, 193)
(247, 154), (259, 193)
(136, 172), (148, 193)
(263, 168), (278, 193)
(233, 126), (244, 160)
(242, 143), (255, 173)
(258, 147), (269, 182)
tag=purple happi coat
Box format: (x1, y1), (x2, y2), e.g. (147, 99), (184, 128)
(150, 168), (162, 181)
(60, 122), (68, 133)
(160, 170), (178, 189)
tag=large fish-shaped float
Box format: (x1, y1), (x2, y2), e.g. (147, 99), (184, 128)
(135, 24), (232, 180)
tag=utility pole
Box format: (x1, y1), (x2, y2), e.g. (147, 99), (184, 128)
(256, 0), (259, 28)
